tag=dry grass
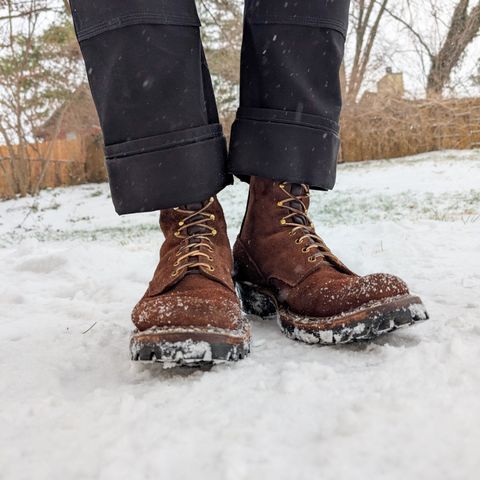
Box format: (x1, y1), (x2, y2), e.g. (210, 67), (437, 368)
(340, 96), (480, 162)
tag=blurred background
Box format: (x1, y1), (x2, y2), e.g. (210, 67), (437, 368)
(1, 0), (480, 198)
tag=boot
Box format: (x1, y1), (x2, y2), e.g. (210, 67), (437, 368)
(131, 197), (251, 365)
(233, 177), (429, 344)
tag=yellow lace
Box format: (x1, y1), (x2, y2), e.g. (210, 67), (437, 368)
(277, 183), (339, 264)
(171, 197), (217, 277)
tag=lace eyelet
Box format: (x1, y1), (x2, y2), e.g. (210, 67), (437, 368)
(208, 266), (215, 272)
(171, 270), (179, 277)
(211, 229), (217, 236)
(302, 247), (309, 253)
(173, 260), (180, 267)
(208, 256), (214, 262)
(295, 238), (302, 244)
(174, 231), (181, 238)
(210, 214), (215, 221)
(308, 256), (317, 263)
(280, 219), (286, 225)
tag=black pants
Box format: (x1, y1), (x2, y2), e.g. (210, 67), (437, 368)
(70, 0), (350, 214)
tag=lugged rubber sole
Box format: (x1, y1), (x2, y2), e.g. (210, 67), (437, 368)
(130, 327), (251, 367)
(236, 281), (429, 345)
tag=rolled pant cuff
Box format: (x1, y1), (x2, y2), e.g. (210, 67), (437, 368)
(105, 124), (231, 214)
(228, 108), (340, 190)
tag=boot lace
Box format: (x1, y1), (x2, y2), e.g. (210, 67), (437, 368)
(171, 197), (217, 277)
(277, 183), (339, 264)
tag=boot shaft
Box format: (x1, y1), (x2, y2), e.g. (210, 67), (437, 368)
(239, 176), (312, 243)
(149, 197), (235, 296)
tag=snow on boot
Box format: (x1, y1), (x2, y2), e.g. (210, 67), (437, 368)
(233, 177), (429, 345)
(131, 197), (251, 366)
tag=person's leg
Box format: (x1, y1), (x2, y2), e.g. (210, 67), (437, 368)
(231, 0), (429, 344)
(70, 0), (250, 364)
(70, 0), (230, 214)
(229, 0), (349, 187)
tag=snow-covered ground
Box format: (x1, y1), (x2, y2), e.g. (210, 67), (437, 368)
(1, 150), (480, 480)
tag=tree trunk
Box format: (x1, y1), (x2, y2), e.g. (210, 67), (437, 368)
(426, 1), (480, 97)
(346, 0), (389, 104)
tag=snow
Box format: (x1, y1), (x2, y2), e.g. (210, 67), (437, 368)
(1, 149), (480, 480)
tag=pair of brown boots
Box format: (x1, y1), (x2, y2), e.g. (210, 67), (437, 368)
(131, 177), (428, 366)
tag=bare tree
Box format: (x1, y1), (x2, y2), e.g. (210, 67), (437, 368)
(199, 0), (243, 125)
(427, 0), (480, 96)
(346, 0), (390, 104)
(0, 0), (81, 196)
(387, 0), (480, 96)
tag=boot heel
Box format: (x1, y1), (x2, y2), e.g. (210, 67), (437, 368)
(236, 282), (278, 320)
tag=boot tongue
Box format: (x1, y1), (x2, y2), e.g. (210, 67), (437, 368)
(182, 201), (209, 236)
(284, 183), (308, 226)
(283, 183), (323, 251)
(180, 201), (210, 275)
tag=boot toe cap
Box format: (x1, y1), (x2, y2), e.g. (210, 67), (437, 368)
(286, 272), (410, 317)
(132, 285), (242, 332)
(354, 273), (409, 300)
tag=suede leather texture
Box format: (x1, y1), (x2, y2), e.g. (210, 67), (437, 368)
(132, 198), (243, 332)
(234, 177), (409, 317)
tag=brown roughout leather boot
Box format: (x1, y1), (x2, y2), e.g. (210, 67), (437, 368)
(130, 197), (251, 366)
(233, 177), (429, 345)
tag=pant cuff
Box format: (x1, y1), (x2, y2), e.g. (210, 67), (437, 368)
(105, 124), (231, 214)
(228, 108), (340, 190)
